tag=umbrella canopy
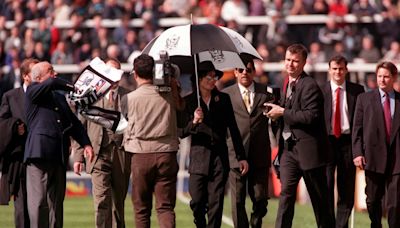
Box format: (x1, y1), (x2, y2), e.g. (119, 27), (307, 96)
(219, 26), (263, 60)
(142, 24), (246, 72)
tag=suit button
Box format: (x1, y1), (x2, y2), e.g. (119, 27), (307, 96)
(57, 120), (61, 123)
(55, 107), (59, 111)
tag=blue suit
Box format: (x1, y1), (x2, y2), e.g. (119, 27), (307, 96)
(24, 78), (90, 165)
(24, 77), (91, 228)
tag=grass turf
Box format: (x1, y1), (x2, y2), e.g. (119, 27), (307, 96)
(0, 196), (387, 228)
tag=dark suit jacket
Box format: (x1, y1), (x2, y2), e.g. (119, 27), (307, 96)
(24, 78), (91, 166)
(323, 81), (365, 136)
(0, 87), (26, 204)
(352, 89), (400, 174)
(323, 81), (364, 161)
(179, 89), (246, 175)
(223, 82), (271, 169)
(279, 72), (329, 170)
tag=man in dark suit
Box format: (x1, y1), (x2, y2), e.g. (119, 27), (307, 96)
(265, 43), (335, 228)
(223, 59), (270, 228)
(323, 55), (364, 228)
(0, 58), (38, 228)
(24, 61), (94, 228)
(73, 58), (132, 228)
(352, 61), (400, 228)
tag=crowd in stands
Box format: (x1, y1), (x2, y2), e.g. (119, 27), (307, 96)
(1, 0), (400, 98)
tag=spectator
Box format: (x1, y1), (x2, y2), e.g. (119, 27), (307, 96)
(53, 0), (71, 23)
(112, 14), (131, 46)
(382, 41), (400, 63)
(4, 27), (22, 53)
(376, 5), (400, 52)
(351, 0), (378, 16)
(358, 35), (381, 63)
(33, 17), (51, 54)
(221, 0), (248, 23)
(318, 16), (345, 55)
(51, 41), (73, 65)
(119, 30), (139, 62)
(103, 0), (124, 19)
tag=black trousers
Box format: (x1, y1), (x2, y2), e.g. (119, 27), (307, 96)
(14, 166), (30, 228)
(229, 166), (268, 228)
(275, 149), (335, 228)
(189, 155), (228, 228)
(365, 171), (400, 228)
(327, 135), (355, 228)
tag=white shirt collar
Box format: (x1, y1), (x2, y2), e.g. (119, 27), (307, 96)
(238, 82), (255, 94)
(330, 80), (346, 92)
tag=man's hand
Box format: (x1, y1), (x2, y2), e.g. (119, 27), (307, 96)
(193, 107), (204, 124)
(73, 162), (84, 176)
(263, 103), (284, 121)
(83, 145), (94, 163)
(353, 156), (366, 170)
(238, 160), (249, 175)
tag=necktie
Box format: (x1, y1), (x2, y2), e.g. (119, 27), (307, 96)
(384, 92), (391, 143)
(108, 90), (115, 105)
(333, 87), (341, 138)
(282, 81), (295, 140)
(243, 89), (251, 113)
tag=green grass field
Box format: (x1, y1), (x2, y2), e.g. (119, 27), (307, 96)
(0, 196), (387, 228)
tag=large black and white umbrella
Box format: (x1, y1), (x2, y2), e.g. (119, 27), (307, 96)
(142, 23), (246, 72)
(142, 23), (261, 106)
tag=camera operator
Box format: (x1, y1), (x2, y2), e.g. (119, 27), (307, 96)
(122, 54), (183, 228)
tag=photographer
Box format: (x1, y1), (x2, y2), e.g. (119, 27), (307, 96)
(122, 54), (183, 228)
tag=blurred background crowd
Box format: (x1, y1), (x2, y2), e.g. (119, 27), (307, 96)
(1, 0), (400, 99)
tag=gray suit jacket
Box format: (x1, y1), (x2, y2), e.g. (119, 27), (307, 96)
(223, 82), (271, 169)
(73, 86), (130, 173)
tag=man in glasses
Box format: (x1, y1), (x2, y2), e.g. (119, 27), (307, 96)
(223, 59), (270, 228)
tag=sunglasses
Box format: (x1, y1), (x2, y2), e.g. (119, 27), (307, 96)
(237, 68), (253, 73)
(205, 75), (219, 81)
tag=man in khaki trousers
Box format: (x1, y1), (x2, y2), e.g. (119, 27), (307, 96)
(73, 58), (132, 228)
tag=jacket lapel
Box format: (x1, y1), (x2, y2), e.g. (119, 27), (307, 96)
(324, 83), (332, 133)
(372, 90), (387, 142)
(390, 91), (400, 144)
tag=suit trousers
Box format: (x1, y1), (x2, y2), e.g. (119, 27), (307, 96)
(14, 166), (30, 228)
(365, 171), (400, 228)
(275, 149), (335, 228)
(91, 144), (131, 228)
(229, 167), (269, 228)
(26, 161), (66, 228)
(327, 135), (355, 228)
(131, 152), (178, 228)
(189, 155), (229, 228)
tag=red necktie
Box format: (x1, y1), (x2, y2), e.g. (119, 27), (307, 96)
(333, 87), (341, 138)
(384, 92), (391, 143)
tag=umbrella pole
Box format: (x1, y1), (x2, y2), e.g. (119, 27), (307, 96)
(194, 53), (201, 107)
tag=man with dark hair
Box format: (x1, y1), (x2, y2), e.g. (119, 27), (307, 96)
(223, 59), (270, 228)
(123, 54), (183, 228)
(353, 61), (400, 228)
(73, 58), (132, 228)
(0, 58), (39, 228)
(323, 55), (364, 228)
(24, 61), (94, 228)
(266, 43), (335, 227)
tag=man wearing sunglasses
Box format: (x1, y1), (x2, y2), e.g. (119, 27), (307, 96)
(223, 59), (270, 228)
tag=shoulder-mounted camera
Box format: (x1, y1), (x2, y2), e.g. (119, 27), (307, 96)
(154, 50), (173, 92)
